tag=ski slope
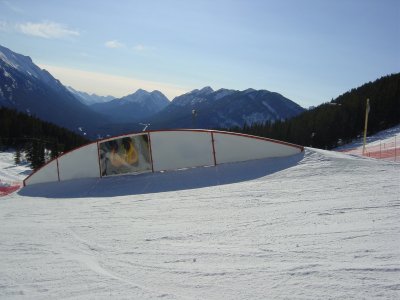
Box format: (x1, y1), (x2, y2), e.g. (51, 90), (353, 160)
(336, 124), (400, 161)
(0, 151), (31, 196)
(0, 151), (31, 183)
(0, 147), (399, 299)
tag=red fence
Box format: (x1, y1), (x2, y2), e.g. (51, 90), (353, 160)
(339, 136), (399, 161)
(0, 182), (21, 197)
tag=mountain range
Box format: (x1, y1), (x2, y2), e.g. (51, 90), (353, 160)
(90, 89), (170, 123)
(66, 86), (115, 105)
(0, 44), (107, 138)
(0, 44), (305, 138)
(149, 86), (304, 129)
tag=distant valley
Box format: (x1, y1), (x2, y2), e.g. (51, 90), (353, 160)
(0, 44), (305, 139)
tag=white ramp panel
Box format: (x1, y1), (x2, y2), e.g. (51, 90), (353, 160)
(24, 159), (59, 185)
(214, 132), (301, 164)
(58, 143), (100, 181)
(150, 131), (214, 172)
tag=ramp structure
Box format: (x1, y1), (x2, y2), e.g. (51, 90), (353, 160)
(23, 130), (304, 186)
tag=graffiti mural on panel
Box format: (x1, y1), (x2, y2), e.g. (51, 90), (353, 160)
(99, 134), (152, 176)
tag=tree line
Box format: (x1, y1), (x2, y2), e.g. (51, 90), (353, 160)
(228, 73), (400, 149)
(0, 107), (89, 169)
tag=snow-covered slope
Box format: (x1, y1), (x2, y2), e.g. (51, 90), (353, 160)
(0, 44), (110, 138)
(0, 45), (55, 86)
(0, 147), (399, 299)
(0, 151), (31, 196)
(336, 124), (400, 151)
(0, 151), (31, 184)
(335, 124), (400, 161)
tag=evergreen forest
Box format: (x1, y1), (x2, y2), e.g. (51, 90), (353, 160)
(0, 107), (89, 169)
(229, 73), (400, 149)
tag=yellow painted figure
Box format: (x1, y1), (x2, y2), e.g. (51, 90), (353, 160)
(99, 134), (151, 176)
(110, 140), (139, 167)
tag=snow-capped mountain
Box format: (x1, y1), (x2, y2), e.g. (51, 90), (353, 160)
(150, 86), (305, 129)
(67, 86), (115, 105)
(0, 45), (108, 138)
(0, 44), (306, 137)
(90, 89), (170, 123)
(0, 45), (55, 86)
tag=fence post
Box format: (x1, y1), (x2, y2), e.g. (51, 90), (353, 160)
(211, 131), (217, 166)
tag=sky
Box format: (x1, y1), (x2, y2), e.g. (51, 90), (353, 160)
(0, 0), (399, 107)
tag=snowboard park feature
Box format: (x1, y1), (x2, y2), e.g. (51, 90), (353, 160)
(2, 147), (399, 299)
(23, 130), (304, 186)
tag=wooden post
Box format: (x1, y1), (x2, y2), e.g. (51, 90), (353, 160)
(362, 98), (370, 155)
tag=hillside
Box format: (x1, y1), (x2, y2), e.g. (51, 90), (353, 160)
(90, 89), (170, 123)
(0, 45), (108, 138)
(235, 73), (400, 149)
(0, 107), (89, 169)
(149, 87), (305, 129)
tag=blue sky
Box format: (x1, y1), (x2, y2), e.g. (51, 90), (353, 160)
(0, 0), (399, 107)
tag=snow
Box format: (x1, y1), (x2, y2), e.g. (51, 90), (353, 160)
(0, 52), (19, 70)
(0, 45), (54, 85)
(172, 87), (214, 107)
(3, 69), (12, 78)
(262, 100), (278, 116)
(0, 144), (399, 298)
(214, 89), (236, 100)
(0, 151), (31, 185)
(335, 124), (400, 161)
(197, 86), (214, 95)
(336, 124), (400, 151)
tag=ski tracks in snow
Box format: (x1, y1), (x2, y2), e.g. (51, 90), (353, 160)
(65, 226), (176, 299)
(0, 148), (399, 299)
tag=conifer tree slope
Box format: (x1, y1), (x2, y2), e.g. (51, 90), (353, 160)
(235, 74), (400, 149)
(0, 107), (89, 170)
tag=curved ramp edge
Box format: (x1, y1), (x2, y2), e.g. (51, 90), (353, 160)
(19, 152), (305, 198)
(23, 130), (304, 187)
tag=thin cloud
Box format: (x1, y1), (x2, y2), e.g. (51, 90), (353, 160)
(133, 44), (155, 52)
(133, 44), (146, 51)
(16, 21), (79, 39)
(105, 40), (124, 48)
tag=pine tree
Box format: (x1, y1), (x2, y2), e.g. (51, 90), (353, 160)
(14, 148), (21, 165)
(25, 140), (45, 170)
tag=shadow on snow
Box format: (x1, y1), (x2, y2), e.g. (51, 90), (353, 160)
(19, 152), (304, 198)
